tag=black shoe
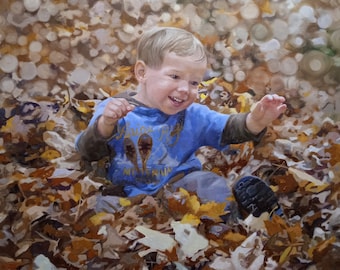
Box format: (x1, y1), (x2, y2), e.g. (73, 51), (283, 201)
(232, 176), (283, 218)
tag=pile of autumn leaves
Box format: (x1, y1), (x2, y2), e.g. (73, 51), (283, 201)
(0, 151), (339, 269)
(0, 81), (339, 269)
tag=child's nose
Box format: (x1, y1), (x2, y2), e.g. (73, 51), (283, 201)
(177, 80), (189, 92)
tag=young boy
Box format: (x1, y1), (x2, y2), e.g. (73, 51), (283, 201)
(76, 27), (287, 218)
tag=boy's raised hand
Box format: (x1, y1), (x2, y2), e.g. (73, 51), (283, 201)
(246, 94), (287, 135)
(98, 98), (135, 137)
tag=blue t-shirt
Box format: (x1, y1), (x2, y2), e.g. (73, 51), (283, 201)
(86, 99), (230, 196)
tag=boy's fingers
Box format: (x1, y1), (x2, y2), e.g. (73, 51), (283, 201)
(127, 104), (135, 111)
(263, 94), (284, 102)
(265, 94), (274, 101)
(278, 104), (287, 113)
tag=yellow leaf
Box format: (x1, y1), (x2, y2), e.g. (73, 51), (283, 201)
(178, 188), (200, 214)
(77, 106), (91, 114)
(179, 187), (190, 197)
(237, 95), (247, 113)
(237, 93), (252, 113)
(279, 246), (293, 265)
(198, 201), (227, 220)
(200, 77), (217, 87)
(89, 212), (109, 226)
(0, 117), (13, 132)
(119, 197), (131, 207)
(181, 213), (200, 226)
(199, 93), (207, 101)
(186, 194), (200, 214)
(73, 182), (82, 203)
(72, 99), (96, 114)
(40, 149), (61, 160)
(305, 182), (329, 193)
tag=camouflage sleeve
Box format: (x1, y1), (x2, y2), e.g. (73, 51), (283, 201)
(76, 117), (117, 161)
(220, 113), (267, 146)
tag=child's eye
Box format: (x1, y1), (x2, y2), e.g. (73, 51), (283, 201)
(191, 81), (200, 87)
(170, 74), (179, 79)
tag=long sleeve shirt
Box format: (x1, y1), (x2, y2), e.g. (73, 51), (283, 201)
(75, 91), (266, 196)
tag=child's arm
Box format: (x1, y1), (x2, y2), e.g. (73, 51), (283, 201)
(75, 97), (135, 161)
(246, 94), (287, 135)
(220, 94), (286, 146)
(97, 98), (135, 138)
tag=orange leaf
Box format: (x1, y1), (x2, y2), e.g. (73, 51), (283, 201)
(223, 231), (247, 243)
(308, 236), (336, 262)
(286, 223), (302, 243)
(326, 143), (340, 166)
(264, 215), (287, 236)
(48, 177), (73, 188)
(264, 219), (284, 237)
(29, 166), (55, 178)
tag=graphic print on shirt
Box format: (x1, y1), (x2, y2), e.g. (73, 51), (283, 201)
(123, 137), (140, 174)
(118, 114), (184, 182)
(138, 133), (153, 174)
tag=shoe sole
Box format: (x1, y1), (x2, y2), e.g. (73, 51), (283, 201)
(233, 176), (282, 218)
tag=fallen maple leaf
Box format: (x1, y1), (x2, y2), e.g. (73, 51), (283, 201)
(180, 213), (200, 226)
(308, 236), (337, 262)
(198, 201), (227, 221)
(288, 167), (330, 193)
(135, 226), (176, 252)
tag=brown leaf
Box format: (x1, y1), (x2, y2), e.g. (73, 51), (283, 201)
(29, 166), (55, 178)
(271, 174), (298, 194)
(308, 236), (337, 262)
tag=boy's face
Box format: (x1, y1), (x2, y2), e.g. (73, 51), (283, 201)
(134, 51), (207, 115)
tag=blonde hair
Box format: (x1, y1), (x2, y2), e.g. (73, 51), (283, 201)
(136, 27), (207, 68)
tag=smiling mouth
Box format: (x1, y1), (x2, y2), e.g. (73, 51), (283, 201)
(169, 96), (185, 104)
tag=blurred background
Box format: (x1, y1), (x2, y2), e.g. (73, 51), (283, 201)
(0, 0), (339, 177)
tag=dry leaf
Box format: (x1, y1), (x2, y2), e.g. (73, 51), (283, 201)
(308, 236), (337, 262)
(288, 167), (330, 193)
(180, 213), (200, 226)
(198, 201), (227, 221)
(0, 0), (338, 268)
(171, 221), (209, 259)
(135, 226), (176, 252)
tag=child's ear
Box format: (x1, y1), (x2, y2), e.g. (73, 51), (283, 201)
(134, 61), (147, 82)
